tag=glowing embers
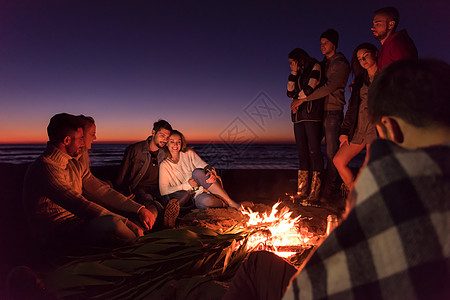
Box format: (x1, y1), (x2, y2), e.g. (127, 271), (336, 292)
(241, 202), (315, 258)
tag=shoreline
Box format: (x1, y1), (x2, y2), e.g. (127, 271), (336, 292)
(0, 163), (299, 292)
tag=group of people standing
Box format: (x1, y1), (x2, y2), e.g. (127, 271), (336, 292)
(287, 6), (418, 202)
(223, 7), (449, 300)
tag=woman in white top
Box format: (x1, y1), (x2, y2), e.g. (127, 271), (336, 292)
(159, 130), (240, 209)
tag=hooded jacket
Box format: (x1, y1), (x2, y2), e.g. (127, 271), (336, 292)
(378, 29), (418, 71)
(305, 52), (350, 112)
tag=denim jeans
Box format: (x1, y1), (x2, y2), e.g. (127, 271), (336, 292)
(293, 121), (324, 171)
(192, 168), (224, 209)
(323, 110), (343, 186)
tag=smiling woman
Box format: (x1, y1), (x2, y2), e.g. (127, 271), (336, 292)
(159, 130), (241, 210)
(78, 115), (97, 150)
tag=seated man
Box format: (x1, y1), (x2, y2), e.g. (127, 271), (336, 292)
(223, 59), (450, 300)
(23, 113), (155, 249)
(116, 119), (180, 227)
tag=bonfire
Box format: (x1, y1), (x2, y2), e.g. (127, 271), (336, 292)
(241, 202), (316, 258)
(43, 202), (324, 299)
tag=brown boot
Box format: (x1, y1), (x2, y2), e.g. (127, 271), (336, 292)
(296, 170), (309, 200)
(307, 171), (322, 201)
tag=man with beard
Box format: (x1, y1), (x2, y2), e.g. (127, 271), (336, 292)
(223, 59), (449, 300)
(116, 119), (179, 227)
(371, 6), (418, 71)
(23, 113), (151, 249)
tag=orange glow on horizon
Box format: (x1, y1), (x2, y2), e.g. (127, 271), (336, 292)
(1, 117), (295, 144)
(1, 126), (294, 144)
(0, 137), (295, 144)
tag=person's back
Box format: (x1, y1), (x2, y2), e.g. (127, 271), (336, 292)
(223, 59), (450, 300)
(283, 138), (449, 299)
(283, 59), (450, 299)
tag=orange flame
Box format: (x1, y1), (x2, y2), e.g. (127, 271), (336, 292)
(241, 202), (315, 258)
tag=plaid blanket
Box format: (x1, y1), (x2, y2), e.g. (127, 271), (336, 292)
(283, 139), (450, 299)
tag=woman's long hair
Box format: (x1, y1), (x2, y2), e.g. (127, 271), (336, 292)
(288, 48), (311, 69)
(77, 115), (95, 132)
(77, 115), (95, 152)
(350, 43), (378, 84)
(164, 130), (192, 159)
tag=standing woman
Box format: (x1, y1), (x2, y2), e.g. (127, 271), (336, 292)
(288, 48), (324, 201)
(333, 43), (379, 192)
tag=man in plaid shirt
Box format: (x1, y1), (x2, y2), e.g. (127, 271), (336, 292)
(223, 59), (449, 300)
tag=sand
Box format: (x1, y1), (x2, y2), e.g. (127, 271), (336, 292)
(0, 163), (346, 298)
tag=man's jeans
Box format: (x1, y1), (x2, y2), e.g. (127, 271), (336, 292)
(323, 110), (343, 188)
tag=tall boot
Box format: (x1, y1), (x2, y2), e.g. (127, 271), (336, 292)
(307, 171), (322, 201)
(296, 170), (309, 200)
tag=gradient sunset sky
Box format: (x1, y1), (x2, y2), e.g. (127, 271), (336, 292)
(0, 0), (448, 144)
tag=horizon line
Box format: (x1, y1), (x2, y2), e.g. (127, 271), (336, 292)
(0, 140), (296, 145)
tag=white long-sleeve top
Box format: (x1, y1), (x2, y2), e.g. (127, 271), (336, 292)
(159, 150), (208, 196)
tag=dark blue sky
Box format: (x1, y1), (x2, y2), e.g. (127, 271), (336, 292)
(0, 0), (448, 143)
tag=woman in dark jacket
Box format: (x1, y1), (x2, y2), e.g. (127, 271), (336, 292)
(333, 43), (378, 192)
(287, 48), (324, 201)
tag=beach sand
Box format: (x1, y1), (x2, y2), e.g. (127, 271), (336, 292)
(0, 163), (346, 298)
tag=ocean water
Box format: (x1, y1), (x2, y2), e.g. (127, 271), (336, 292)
(0, 143), (365, 170)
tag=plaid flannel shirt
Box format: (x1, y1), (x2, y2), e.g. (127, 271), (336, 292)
(283, 139), (450, 299)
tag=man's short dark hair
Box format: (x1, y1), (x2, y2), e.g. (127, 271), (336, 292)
(47, 113), (81, 143)
(368, 59), (450, 128)
(153, 119), (172, 133)
(374, 7), (400, 31)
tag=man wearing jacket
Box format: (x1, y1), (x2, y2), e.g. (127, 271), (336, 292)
(116, 120), (179, 227)
(298, 29), (350, 199)
(223, 59), (450, 300)
(372, 6), (418, 71)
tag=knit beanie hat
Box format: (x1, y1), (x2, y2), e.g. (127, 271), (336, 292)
(320, 29), (339, 48)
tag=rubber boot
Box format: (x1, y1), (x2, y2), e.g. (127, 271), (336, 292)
(295, 170), (309, 200)
(307, 171), (322, 202)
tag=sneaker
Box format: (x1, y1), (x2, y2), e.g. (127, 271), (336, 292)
(164, 198), (180, 228)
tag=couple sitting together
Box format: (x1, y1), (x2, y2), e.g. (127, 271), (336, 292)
(23, 116), (239, 252)
(116, 120), (241, 228)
